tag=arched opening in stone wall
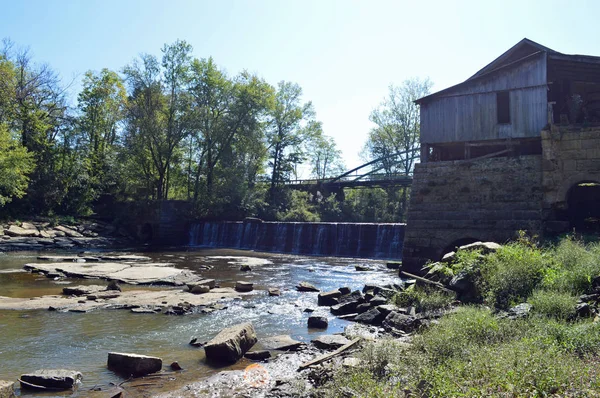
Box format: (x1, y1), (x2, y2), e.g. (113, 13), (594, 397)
(440, 237), (479, 258)
(567, 181), (600, 232)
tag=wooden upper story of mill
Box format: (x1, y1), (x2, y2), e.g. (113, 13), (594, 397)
(416, 39), (600, 162)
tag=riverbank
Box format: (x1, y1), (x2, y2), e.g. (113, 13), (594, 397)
(0, 219), (130, 252)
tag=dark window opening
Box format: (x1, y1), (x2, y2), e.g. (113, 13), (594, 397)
(497, 91), (510, 124)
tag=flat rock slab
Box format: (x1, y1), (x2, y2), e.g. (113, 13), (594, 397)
(0, 288), (240, 312)
(260, 335), (304, 351)
(20, 369), (82, 390)
(5, 225), (38, 237)
(99, 255), (151, 261)
(311, 335), (351, 350)
(24, 262), (199, 285)
(63, 285), (106, 296)
(38, 255), (83, 262)
(108, 352), (162, 377)
(204, 322), (257, 364)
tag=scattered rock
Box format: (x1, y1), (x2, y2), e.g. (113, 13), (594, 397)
(54, 225), (84, 238)
(386, 261), (402, 270)
(317, 290), (342, 306)
(376, 304), (401, 316)
(189, 338), (206, 347)
(268, 288), (281, 296)
(20, 369), (82, 390)
(382, 312), (421, 334)
(368, 295), (387, 306)
(261, 335), (304, 351)
(204, 322), (258, 364)
(106, 280), (122, 291)
(311, 334), (350, 350)
(131, 307), (157, 314)
(303, 307), (315, 313)
(308, 316), (328, 329)
(107, 352), (162, 377)
(577, 302), (592, 318)
(508, 303), (532, 319)
(170, 362), (182, 371)
(354, 265), (372, 271)
(297, 282), (319, 292)
(441, 251), (456, 263)
(338, 287), (351, 295)
(235, 281), (253, 292)
(244, 350), (271, 361)
(459, 241), (501, 253)
(354, 308), (386, 325)
(342, 357), (362, 368)
(191, 285), (210, 294)
(240, 264), (252, 272)
(331, 300), (360, 315)
(0, 380), (14, 397)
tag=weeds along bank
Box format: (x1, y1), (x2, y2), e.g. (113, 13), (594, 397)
(317, 237), (600, 397)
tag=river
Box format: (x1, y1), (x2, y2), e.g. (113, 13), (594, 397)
(0, 248), (400, 396)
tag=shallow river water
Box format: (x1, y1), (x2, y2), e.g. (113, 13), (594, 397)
(0, 248), (400, 396)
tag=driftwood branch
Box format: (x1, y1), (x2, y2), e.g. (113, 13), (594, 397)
(298, 338), (361, 371)
(400, 271), (455, 294)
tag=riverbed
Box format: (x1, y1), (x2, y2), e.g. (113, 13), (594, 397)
(0, 248), (399, 396)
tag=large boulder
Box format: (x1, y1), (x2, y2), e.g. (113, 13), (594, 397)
(331, 300), (360, 315)
(107, 352), (162, 377)
(20, 369), (82, 390)
(318, 290), (342, 306)
(204, 322), (257, 364)
(54, 225), (84, 238)
(0, 380), (14, 397)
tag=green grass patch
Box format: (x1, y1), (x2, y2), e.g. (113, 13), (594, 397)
(392, 285), (455, 313)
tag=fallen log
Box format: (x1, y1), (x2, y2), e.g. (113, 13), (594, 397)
(400, 271), (455, 294)
(298, 337), (361, 371)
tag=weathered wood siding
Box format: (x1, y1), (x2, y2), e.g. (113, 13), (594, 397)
(421, 53), (548, 144)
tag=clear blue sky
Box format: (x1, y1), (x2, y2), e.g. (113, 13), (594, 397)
(1, 0), (599, 169)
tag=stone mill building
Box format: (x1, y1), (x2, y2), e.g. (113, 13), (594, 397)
(402, 38), (600, 272)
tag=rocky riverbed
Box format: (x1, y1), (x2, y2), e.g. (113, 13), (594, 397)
(0, 247), (403, 396)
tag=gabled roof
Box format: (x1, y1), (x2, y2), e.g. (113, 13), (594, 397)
(415, 38), (557, 105)
(468, 38), (558, 80)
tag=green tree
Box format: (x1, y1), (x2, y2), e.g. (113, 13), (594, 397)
(306, 122), (345, 180)
(77, 68), (127, 198)
(0, 123), (35, 205)
(266, 81), (313, 199)
(123, 40), (193, 200)
(365, 77), (432, 175)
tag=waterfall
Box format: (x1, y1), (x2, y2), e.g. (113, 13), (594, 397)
(188, 221), (405, 259)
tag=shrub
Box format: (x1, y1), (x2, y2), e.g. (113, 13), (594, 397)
(392, 285), (455, 313)
(480, 243), (550, 309)
(543, 237), (600, 295)
(528, 289), (578, 320)
(413, 307), (520, 362)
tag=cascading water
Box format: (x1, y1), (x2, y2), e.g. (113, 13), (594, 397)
(188, 221), (405, 259)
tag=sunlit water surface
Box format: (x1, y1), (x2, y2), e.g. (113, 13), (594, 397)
(0, 248), (400, 396)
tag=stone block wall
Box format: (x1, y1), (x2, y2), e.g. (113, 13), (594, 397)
(541, 126), (600, 230)
(402, 155), (543, 272)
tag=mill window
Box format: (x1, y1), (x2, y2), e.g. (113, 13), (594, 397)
(497, 91), (510, 124)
